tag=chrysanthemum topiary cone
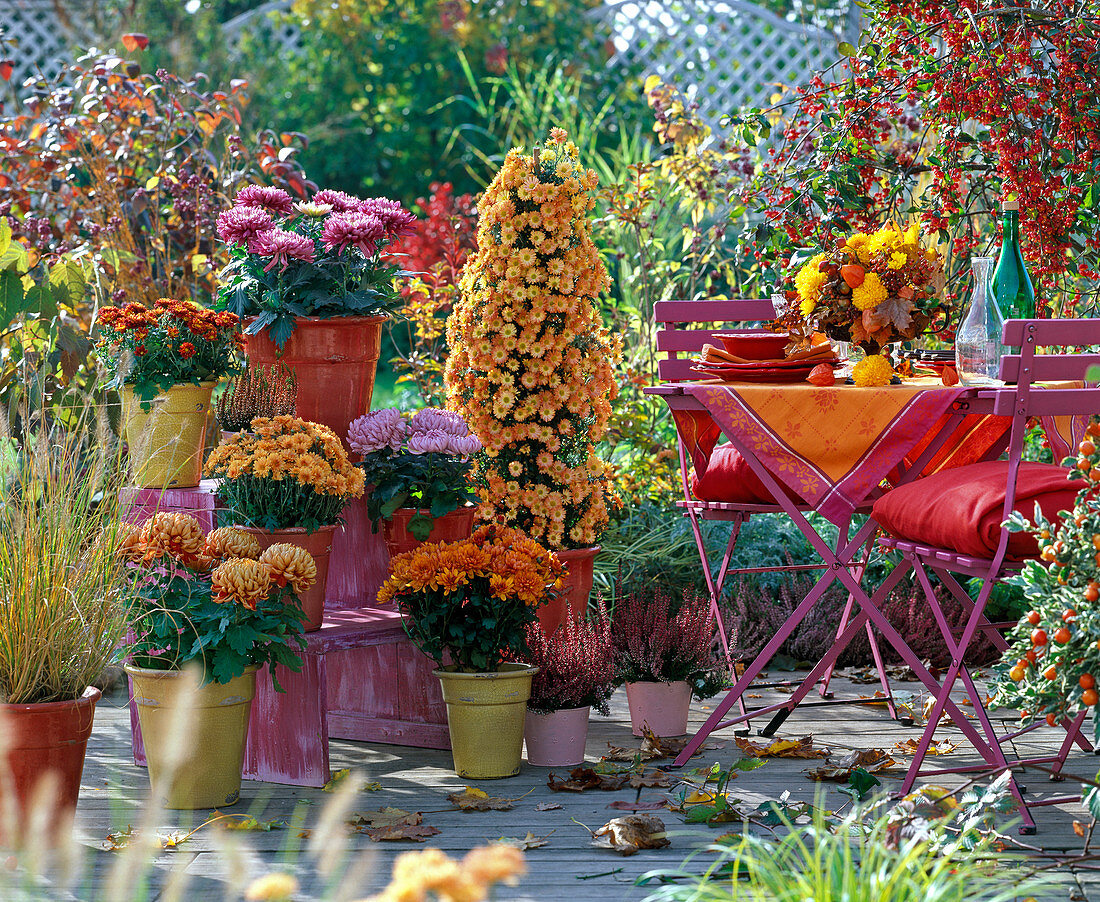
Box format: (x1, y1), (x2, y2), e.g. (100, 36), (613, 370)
(446, 130), (621, 626)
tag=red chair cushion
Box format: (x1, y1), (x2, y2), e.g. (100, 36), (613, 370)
(871, 461), (1078, 560)
(691, 443), (798, 505)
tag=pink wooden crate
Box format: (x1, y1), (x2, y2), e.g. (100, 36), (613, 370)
(120, 480), (220, 531)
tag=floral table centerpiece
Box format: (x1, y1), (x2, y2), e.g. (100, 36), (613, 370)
(96, 298), (241, 488)
(785, 223), (946, 387)
(119, 513), (312, 808)
(205, 415), (365, 630)
(348, 407), (482, 557)
(215, 184), (417, 441)
(377, 525), (564, 778)
(445, 129), (621, 634)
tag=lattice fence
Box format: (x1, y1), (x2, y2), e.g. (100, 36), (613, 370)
(589, 0), (837, 132)
(0, 0), (95, 89)
(221, 0), (301, 58)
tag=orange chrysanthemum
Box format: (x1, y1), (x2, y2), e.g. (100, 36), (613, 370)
(140, 512), (206, 565)
(211, 558), (273, 610)
(205, 527), (262, 561)
(258, 543), (317, 594)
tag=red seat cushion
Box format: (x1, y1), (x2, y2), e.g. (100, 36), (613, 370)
(691, 443), (799, 506)
(871, 461), (1079, 560)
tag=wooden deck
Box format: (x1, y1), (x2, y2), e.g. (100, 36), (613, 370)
(16, 672), (1100, 900)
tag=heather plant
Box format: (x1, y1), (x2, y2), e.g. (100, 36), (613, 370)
(611, 587), (720, 694)
(215, 363), (298, 433)
(522, 605), (617, 715)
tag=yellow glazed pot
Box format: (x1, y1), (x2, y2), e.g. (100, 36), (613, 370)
(125, 664), (256, 809)
(122, 382), (216, 489)
(434, 663), (537, 779)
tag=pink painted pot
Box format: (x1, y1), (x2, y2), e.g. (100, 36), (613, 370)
(625, 680), (692, 737)
(240, 524), (337, 631)
(524, 706), (590, 767)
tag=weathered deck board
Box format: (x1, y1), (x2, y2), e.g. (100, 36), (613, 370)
(12, 672), (1100, 900)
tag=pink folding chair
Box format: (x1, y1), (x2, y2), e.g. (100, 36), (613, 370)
(648, 299), (901, 726)
(870, 318), (1100, 833)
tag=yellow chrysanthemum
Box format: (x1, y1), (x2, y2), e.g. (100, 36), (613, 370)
(851, 272), (888, 311)
(794, 253), (828, 309)
(887, 250), (908, 270)
(140, 512), (206, 565)
(205, 526), (261, 561)
(844, 232), (872, 264)
(211, 557), (272, 610)
(259, 543), (317, 595)
(852, 354), (895, 387)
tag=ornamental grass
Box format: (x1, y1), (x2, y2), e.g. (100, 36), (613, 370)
(205, 415), (365, 532)
(445, 128), (621, 550)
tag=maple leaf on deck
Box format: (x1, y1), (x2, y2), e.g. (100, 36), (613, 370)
(734, 735), (828, 759)
(548, 767), (629, 792)
(446, 786), (516, 811)
(493, 831), (553, 850)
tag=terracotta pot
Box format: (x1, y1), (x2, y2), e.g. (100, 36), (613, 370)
(244, 316), (385, 446)
(539, 545), (601, 636)
(0, 686), (100, 847)
(122, 382), (216, 489)
(524, 706), (590, 767)
(625, 680), (692, 737)
(434, 664), (537, 779)
(382, 506), (477, 559)
(126, 665), (256, 809)
(240, 524), (337, 631)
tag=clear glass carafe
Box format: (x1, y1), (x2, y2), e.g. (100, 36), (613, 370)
(955, 256), (1005, 386)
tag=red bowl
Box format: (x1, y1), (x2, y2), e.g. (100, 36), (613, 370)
(714, 331), (790, 361)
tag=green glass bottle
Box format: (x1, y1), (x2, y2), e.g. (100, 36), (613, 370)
(992, 199), (1036, 320)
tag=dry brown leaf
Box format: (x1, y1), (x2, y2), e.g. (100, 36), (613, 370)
(1074, 821), (1087, 837)
(735, 735), (827, 759)
(629, 770), (671, 789)
(349, 807), (421, 829)
(892, 739), (957, 756)
(446, 786), (515, 811)
(592, 814), (671, 855)
(366, 823), (441, 842)
(548, 767), (629, 792)
(604, 726), (695, 764)
(535, 801), (563, 811)
(608, 800), (668, 811)
(493, 831), (553, 850)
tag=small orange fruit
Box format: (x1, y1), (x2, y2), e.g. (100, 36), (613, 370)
(1085, 689), (1100, 706)
(1026, 610), (1041, 625)
(1032, 628), (1048, 646)
(1046, 713), (1057, 726)
(1086, 583), (1099, 603)
(1044, 664), (1058, 680)
(1054, 627), (1072, 644)
(1081, 440), (1096, 456)
(1080, 673), (1095, 690)
(1009, 666), (1025, 682)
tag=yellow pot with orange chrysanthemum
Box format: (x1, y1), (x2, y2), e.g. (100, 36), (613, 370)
(122, 382), (216, 489)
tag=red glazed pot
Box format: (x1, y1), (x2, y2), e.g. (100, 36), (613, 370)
(524, 706), (590, 767)
(625, 680), (692, 737)
(1, 686), (101, 847)
(240, 524), (338, 631)
(244, 316), (385, 446)
(539, 545), (601, 636)
(382, 506), (477, 559)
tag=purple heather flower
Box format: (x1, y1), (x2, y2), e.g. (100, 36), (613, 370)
(321, 211), (385, 257)
(312, 189), (362, 213)
(216, 206), (275, 246)
(358, 197), (418, 238)
(249, 228), (316, 272)
(348, 408), (406, 455)
(235, 185), (294, 217)
(409, 407), (469, 437)
(406, 429), (454, 456)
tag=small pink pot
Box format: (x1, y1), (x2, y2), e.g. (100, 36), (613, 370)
(524, 706), (590, 767)
(625, 681), (692, 737)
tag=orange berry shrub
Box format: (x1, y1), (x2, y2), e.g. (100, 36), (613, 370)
(995, 418), (1100, 752)
(445, 129), (622, 550)
(119, 513), (312, 689)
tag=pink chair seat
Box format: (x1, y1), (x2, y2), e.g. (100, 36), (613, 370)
(691, 443), (803, 505)
(872, 460), (1078, 560)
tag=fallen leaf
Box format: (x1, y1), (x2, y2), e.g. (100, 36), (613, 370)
(121, 32), (150, 51)
(103, 825), (196, 851)
(591, 814), (670, 855)
(493, 831), (552, 850)
(349, 807), (421, 829)
(808, 748), (897, 781)
(629, 770), (671, 789)
(535, 801), (563, 811)
(893, 739), (957, 756)
(608, 800), (668, 811)
(447, 786), (515, 811)
(548, 767), (628, 792)
(1074, 820), (1087, 837)
(604, 726), (695, 764)
(0, 61), (12, 82)
(367, 823), (441, 842)
(213, 812), (287, 832)
(735, 735), (827, 759)
(102, 826), (138, 851)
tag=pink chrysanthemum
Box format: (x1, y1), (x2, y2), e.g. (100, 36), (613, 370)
(217, 206), (274, 246)
(409, 408), (469, 437)
(347, 408), (406, 455)
(320, 211), (385, 257)
(449, 433), (482, 456)
(312, 189), (362, 213)
(235, 185), (294, 217)
(406, 429), (454, 455)
(358, 197), (418, 238)
(249, 228), (316, 272)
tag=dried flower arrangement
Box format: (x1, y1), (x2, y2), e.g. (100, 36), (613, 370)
(215, 364), (298, 433)
(522, 605), (617, 715)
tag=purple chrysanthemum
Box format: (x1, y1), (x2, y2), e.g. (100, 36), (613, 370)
(235, 185), (294, 217)
(312, 189), (362, 213)
(409, 408), (469, 437)
(249, 228), (316, 272)
(216, 206), (274, 246)
(449, 433), (482, 456)
(358, 197), (418, 238)
(347, 408), (406, 455)
(320, 211), (386, 257)
(406, 429), (454, 456)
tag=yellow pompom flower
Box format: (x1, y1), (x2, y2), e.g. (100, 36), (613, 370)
(211, 558), (273, 610)
(795, 253), (828, 313)
(259, 543), (317, 594)
(205, 527), (261, 561)
(852, 354), (895, 387)
(887, 250), (908, 269)
(844, 232), (872, 263)
(851, 272), (888, 311)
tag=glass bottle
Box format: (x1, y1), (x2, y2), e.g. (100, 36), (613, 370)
(992, 199), (1036, 320)
(955, 256), (1005, 386)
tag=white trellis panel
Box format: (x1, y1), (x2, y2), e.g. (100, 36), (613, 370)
(590, 0), (837, 132)
(0, 0), (94, 90)
(221, 0), (301, 59)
